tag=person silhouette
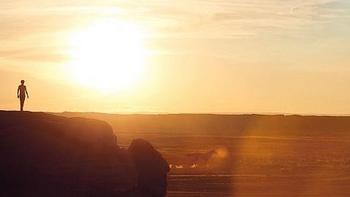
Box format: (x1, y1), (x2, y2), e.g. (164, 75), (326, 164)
(17, 80), (29, 111)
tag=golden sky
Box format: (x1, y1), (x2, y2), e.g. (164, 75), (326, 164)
(1, 0), (350, 114)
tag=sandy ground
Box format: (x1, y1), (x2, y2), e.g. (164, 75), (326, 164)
(119, 133), (350, 197)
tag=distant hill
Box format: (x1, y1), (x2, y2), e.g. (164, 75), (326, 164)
(60, 112), (350, 136)
(0, 111), (169, 197)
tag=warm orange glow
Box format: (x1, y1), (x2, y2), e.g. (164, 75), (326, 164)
(1, 1), (350, 114)
(66, 19), (148, 93)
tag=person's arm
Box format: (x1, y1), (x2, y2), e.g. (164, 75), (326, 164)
(25, 86), (29, 98)
(17, 86), (20, 98)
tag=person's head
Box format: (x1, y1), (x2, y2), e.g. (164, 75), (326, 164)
(21, 80), (25, 84)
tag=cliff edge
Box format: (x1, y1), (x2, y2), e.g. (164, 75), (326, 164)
(0, 111), (169, 197)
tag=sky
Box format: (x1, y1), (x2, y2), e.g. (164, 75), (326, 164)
(0, 0), (350, 114)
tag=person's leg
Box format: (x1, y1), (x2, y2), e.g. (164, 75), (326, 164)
(20, 97), (25, 111)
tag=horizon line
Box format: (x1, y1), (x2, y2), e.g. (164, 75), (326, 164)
(2, 109), (350, 117)
(52, 110), (350, 117)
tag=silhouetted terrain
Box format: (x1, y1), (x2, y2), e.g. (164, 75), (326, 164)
(60, 112), (350, 196)
(60, 112), (350, 137)
(0, 111), (169, 197)
(3, 111), (350, 196)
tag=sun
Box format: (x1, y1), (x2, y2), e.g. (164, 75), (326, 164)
(66, 19), (148, 93)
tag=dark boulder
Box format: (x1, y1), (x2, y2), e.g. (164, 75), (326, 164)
(128, 139), (170, 197)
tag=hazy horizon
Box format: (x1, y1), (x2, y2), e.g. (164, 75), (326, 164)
(1, 1), (350, 115)
(3, 110), (349, 117)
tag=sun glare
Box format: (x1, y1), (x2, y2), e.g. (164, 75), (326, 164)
(67, 19), (148, 93)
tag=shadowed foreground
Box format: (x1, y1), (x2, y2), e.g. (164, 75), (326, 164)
(0, 111), (169, 197)
(61, 112), (350, 196)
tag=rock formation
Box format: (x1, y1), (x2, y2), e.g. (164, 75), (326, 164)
(0, 111), (169, 197)
(128, 139), (170, 197)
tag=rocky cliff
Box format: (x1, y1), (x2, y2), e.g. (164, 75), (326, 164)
(0, 111), (169, 197)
